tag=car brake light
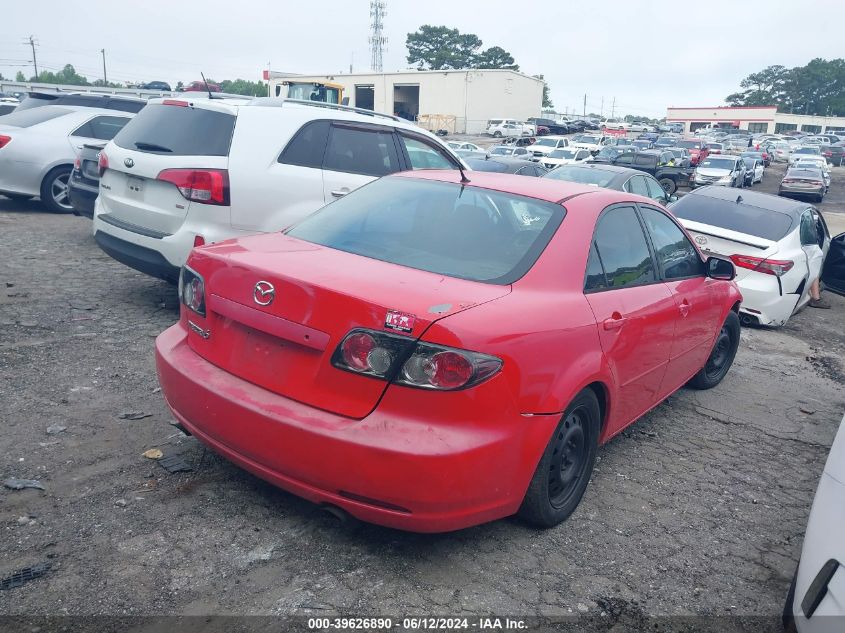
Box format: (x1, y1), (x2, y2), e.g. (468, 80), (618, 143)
(0, 135), (11, 149)
(162, 99), (189, 107)
(193, 235), (205, 247)
(332, 329), (502, 391)
(178, 266), (206, 316)
(157, 169), (230, 205)
(730, 254), (794, 277)
(74, 156), (81, 170)
(98, 151), (109, 176)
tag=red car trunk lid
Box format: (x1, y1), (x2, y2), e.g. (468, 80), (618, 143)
(185, 233), (510, 419)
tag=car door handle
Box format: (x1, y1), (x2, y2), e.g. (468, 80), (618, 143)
(330, 189), (349, 198)
(603, 312), (626, 330)
(679, 300), (691, 317)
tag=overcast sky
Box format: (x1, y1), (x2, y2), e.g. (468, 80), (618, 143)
(2, 0), (843, 118)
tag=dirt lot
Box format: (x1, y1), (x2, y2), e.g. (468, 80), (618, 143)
(1, 163), (844, 630)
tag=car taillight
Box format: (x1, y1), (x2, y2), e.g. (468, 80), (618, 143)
(157, 169), (229, 205)
(178, 266), (206, 316)
(782, 178), (795, 184)
(0, 135), (11, 149)
(332, 329), (502, 391)
(823, 151), (832, 157)
(74, 156), (81, 170)
(730, 254), (794, 277)
(162, 99), (189, 107)
(98, 151), (109, 176)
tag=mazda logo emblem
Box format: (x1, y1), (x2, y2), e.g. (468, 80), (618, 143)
(253, 281), (275, 306)
(124, 157), (134, 168)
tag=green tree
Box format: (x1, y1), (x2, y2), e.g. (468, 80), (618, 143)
(33, 64), (90, 86)
(406, 25), (483, 70)
(726, 59), (845, 116)
(175, 81), (184, 91)
(475, 46), (519, 71)
(219, 78), (267, 96)
(16, 71), (26, 82)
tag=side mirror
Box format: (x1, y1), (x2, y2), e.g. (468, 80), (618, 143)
(706, 256), (736, 281)
(667, 194), (679, 203)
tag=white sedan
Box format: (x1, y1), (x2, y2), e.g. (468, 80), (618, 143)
(670, 186), (830, 327)
(0, 105), (133, 212)
(784, 412), (845, 632)
(447, 141), (482, 153)
(541, 148), (592, 169)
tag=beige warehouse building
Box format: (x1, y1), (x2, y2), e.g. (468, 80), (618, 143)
(266, 69), (545, 134)
(666, 106), (845, 135)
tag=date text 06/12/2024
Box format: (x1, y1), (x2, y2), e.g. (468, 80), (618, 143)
(307, 617), (529, 630)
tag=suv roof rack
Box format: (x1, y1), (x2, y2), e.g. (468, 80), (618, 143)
(249, 97), (401, 122)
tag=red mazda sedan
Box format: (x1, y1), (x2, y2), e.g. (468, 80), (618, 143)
(155, 171), (742, 532)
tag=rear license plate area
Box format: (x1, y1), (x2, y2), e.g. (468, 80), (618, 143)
(126, 176), (145, 200)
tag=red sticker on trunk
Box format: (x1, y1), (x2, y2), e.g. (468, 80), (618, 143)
(385, 311), (415, 334)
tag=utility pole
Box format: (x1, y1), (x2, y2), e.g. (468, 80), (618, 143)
(27, 35), (38, 79)
(101, 49), (107, 85)
(600, 96), (604, 118)
(611, 97), (616, 119)
(583, 93), (586, 117)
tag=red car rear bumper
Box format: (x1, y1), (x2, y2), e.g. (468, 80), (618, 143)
(155, 325), (558, 532)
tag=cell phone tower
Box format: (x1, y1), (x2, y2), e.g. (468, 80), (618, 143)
(369, 1), (387, 72)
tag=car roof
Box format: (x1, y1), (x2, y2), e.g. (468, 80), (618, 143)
(683, 185), (808, 220)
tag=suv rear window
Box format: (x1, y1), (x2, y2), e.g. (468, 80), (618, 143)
(287, 177), (565, 284)
(113, 104), (235, 156)
(0, 106), (73, 128)
(671, 195), (794, 241)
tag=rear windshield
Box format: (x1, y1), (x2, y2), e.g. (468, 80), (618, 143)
(0, 106), (72, 128)
(113, 103), (235, 156)
(677, 140), (702, 149)
(287, 177), (565, 285)
(671, 195), (794, 241)
(543, 165), (617, 187)
(699, 157), (736, 170)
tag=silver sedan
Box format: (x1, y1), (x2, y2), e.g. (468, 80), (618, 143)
(0, 105), (134, 212)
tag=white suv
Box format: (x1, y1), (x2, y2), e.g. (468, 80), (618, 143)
(93, 97), (466, 282)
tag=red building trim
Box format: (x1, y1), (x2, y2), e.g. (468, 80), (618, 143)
(667, 106), (776, 111)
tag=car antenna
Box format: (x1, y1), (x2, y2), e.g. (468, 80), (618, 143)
(200, 72), (214, 99)
(458, 164), (471, 184)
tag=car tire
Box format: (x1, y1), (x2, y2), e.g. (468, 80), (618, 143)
(493, 131), (502, 138)
(518, 389), (600, 528)
(658, 178), (677, 195)
(816, 194), (824, 203)
(39, 165), (74, 214)
(688, 311), (740, 390)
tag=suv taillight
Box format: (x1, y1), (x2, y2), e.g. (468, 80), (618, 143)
(0, 135), (11, 149)
(157, 169), (230, 205)
(730, 254), (794, 277)
(98, 151), (109, 176)
(332, 329), (502, 391)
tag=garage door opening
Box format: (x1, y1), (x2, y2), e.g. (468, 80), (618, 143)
(355, 85), (374, 111)
(393, 84), (419, 121)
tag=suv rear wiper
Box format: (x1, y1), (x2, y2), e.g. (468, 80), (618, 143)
(134, 141), (172, 153)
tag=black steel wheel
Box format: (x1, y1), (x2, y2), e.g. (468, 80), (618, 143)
(519, 389), (600, 528)
(688, 311), (740, 389)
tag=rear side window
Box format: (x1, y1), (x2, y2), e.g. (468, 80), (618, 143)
(323, 125), (399, 177)
(113, 104), (235, 156)
(287, 177), (565, 285)
(615, 154), (634, 165)
(71, 115), (131, 141)
(584, 243), (607, 290)
(640, 207), (704, 279)
(278, 120), (330, 168)
(0, 106), (72, 128)
(634, 154), (653, 166)
(589, 206), (656, 289)
(670, 195), (794, 241)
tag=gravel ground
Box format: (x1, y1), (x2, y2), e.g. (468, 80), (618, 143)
(0, 163), (844, 630)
